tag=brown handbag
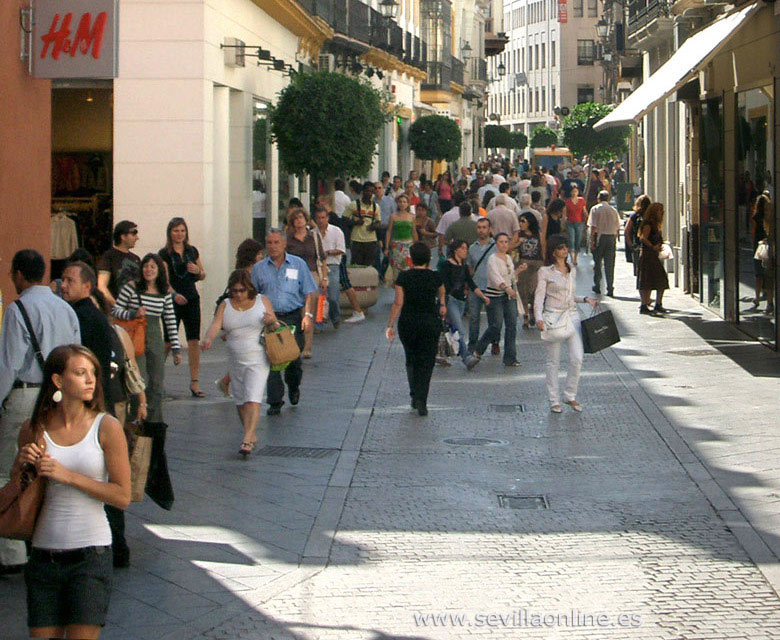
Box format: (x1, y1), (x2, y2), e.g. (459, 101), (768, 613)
(124, 421), (152, 502)
(262, 321), (301, 367)
(114, 291), (147, 356)
(0, 439), (46, 540)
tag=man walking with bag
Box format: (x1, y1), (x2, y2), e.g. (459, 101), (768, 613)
(0, 250), (80, 573)
(251, 230), (318, 416)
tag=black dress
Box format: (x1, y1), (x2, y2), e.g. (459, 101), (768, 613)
(637, 227), (669, 291)
(396, 269), (443, 407)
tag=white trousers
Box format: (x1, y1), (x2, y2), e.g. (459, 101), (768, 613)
(0, 387), (38, 565)
(544, 318), (584, 404)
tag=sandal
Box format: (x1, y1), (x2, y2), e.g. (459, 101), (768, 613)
(189, 380), (206, 398)
(564, 399), (583, 412)
(239, 442), (255, 458)
(551, 404), (563, 414)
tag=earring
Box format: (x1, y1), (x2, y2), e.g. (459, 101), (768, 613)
(52, 389), (63, 403)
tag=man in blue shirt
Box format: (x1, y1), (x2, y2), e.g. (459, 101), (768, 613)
(0, 250), (80, 572)
(466, 219), (497, 351)
(251, 230), (317, 415)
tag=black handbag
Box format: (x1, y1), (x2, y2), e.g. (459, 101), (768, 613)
(581, 308), (620, 354)
(142, 422), (174, 510)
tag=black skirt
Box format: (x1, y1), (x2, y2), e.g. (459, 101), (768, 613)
(637, 247), (669, 291)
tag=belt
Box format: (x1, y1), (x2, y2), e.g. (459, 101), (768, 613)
(12, 381), (41, 390)
(32, 545), (111, 564)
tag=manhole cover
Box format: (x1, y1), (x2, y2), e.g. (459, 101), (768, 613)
(667, 349), (719, 357)
(498, 495), (549, 510)
(443, 437), (507, 446)
(256, 446), (338, 459)
(489, 404), (526, 413)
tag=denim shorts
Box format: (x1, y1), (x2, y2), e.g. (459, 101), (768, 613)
(25, 545), (113, 628)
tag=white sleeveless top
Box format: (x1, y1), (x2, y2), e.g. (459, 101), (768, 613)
(33, 412), (112, 550)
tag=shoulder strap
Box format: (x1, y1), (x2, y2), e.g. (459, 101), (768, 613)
(472, 241), (496, 273)
(14, 300), (45, 371)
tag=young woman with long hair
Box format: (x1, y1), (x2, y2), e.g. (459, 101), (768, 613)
(113, 254), (181, 421)
(159, 217), (206, 397)
(15, 344), (130, 639)
(385, 194), (419, 285)
(515, 212), (544, 329)
(636, 203), (670, 314)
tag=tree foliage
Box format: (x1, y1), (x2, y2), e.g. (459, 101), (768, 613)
(408, 115), (462, 162)
(484, 124), (511, 149)
(561, 102), (630, 163)
(269, 71), (389, 178)
(509, 131), (528, 150)
(530, 125), (559, 148)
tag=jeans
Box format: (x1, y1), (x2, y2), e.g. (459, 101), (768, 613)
(592, 234), (617, 293)
(446, 296), (469, 362)
(467, 291), (486, 351)
(267, 308), (305, 407)
(475, 294), (517, 364)
(544, 317), (583, 404)
(316, 264), (342, 329)
(375, 227), (389, 279)
(567, 222), (586, 254)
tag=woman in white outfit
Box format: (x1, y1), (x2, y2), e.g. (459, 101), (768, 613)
(534, 234), (598, 413)
(202, 270), (279, 457)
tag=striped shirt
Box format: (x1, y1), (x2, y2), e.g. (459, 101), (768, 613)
(112, 284), (182, 351)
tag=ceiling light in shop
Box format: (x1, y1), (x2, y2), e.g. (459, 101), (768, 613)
(86, 91), (94, 103)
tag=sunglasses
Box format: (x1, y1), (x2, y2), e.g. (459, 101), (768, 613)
(127, 229), (139, 235)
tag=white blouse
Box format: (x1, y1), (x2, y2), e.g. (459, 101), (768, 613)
(534, 265), (586, 313)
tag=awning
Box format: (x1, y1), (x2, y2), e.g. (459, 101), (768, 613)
(594, 2), (759, 130)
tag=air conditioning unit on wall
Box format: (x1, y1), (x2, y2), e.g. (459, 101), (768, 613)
(318, 53), (335, 72)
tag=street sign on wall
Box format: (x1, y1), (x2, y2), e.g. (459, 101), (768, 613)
(33, 0), (118, 78)
(558, 0), (568, 23)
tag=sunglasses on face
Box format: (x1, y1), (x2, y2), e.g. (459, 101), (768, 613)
(127, 229), (139, 235)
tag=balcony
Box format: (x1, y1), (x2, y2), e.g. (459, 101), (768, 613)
(422, 59), (453, 91)
(627, 0), (673, 43)
(451, 57), (465, 86)
(469, 58), (487, 84)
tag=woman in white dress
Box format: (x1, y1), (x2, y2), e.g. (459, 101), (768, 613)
(202, 270), (279, 457)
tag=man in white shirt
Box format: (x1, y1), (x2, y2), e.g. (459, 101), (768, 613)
(332, 178), (352, 217)
(588, 190), (622, 296)
(487, 195), (521, 247)
(313, 207), (347, 328)
(477, 178), (499, 204)
(487, 184), (520, 214)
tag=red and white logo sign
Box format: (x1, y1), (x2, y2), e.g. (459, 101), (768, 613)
(34, 0), (117, 78)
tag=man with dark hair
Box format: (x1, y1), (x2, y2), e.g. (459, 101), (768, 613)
(561, 168), (585, 199)
(98, 220), (141, 308)
(343, 181), (380, 267)
(333, 178), (352, 217)
(452, 179), (469, 207)
(60, 260), (135, 567)
(444, 201), (479, 246)
(0, 249), (80, 573)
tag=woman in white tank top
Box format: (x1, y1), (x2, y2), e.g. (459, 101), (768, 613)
(14, 344), (130, 639)
(202, 269), (279, 458)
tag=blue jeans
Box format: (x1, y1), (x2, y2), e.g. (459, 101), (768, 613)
(567, 222), (586, 254)
(475, 294), (517, 364)
(316, 264), (341, 329)
(468, 291), (486, 351)
(446, 296), (469, 362)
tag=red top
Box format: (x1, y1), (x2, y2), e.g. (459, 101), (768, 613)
(565, 197), (586, 223)
(438, 182), (452, 200)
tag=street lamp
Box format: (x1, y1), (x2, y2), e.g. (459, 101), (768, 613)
(497, 61), (506, 77)
(378, 0), (399, 19)
(461, 41), (473, 59)
(596, 18), (609, 39)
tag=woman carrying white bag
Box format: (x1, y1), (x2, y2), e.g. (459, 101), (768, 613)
(534, 234), (598, 413)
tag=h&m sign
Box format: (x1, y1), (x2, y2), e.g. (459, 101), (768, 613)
(33, 0), (118, 78)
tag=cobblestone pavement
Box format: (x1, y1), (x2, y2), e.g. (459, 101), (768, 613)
(2, 248), (780, 639)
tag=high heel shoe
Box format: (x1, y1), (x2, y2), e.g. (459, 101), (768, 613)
(189, 380), (205, 398)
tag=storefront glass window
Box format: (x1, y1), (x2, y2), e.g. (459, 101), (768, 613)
(736, 86), (775, 345)
(699, 98), (725, 314)
(252, 100), (270, 241)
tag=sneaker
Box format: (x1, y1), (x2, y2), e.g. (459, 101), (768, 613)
(344, 311), (366, 324)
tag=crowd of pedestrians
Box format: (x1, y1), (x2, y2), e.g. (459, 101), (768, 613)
(0, 154), (668, 637)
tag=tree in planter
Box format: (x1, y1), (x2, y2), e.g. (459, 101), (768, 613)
(509, 131), (528, 152)
(529, 125), (559, 148)
(269, 71), (389, 180)
(484, 124), (512, 150)
(408, 115), (462, 167)
(561, 102), (630, 163)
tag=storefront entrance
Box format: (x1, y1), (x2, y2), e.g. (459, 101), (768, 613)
(51, 85), (113, 278)
(735, 85), (775, 347)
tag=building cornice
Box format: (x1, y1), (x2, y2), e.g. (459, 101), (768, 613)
(252, 0), (334, 57)
(362, 47), (428, 81)
(450, 81), (465, 95)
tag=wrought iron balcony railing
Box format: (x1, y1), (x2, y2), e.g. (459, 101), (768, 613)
(627, 0), (671, 35)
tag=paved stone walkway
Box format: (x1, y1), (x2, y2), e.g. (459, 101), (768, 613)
(1, 246), (779, 639)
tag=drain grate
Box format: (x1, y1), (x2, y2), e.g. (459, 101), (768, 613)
(444, 437), (506, 446)
(498, 494), (549, 510)
(256, 446), (338, 459)
(667, 349), (719, 357)
(490, 404), (526, 413)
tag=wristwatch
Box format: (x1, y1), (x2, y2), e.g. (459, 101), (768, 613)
(304, 312), (314, 318)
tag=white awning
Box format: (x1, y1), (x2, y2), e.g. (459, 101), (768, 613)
(594, 2), (759, 130)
